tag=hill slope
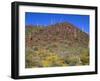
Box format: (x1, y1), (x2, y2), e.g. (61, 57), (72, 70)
(25, 22), (89, 68)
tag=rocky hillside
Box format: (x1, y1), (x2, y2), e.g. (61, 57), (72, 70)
(25, 22), (89, 68)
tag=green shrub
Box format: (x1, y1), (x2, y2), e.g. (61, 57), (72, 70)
(64, 55), (80, 66)
(80, 49), (89, 65)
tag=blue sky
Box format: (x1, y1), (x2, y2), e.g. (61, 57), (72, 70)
(25, 12), (90, 33)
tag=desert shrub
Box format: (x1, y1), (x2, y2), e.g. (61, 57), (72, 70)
(80, 49), (89, 65)
(33, 46), (38, 51)
(25, 47), (67, 68)
(25, 53), (36, 68)
(41, 54), (67, 67)
(25, 47), (89, 68)
(25, 51), (44, 68)
(64, 55), (80, 66)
